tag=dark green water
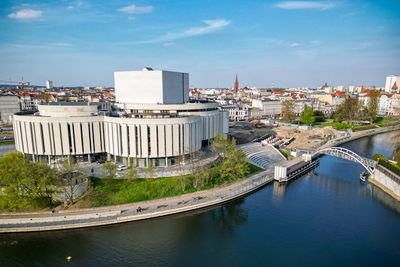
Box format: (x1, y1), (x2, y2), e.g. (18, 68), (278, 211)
(1, 132), (400, 266)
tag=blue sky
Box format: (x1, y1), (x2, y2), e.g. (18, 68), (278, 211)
(1, 0), (399, 88)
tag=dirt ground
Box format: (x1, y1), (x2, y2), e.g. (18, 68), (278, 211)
(229, 124), (276, 144)
(272, 126), (338, 150)
(229, 123), (338, 149)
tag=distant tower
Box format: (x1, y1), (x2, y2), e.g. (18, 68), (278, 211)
(233, 74), (239, 93)
(46, 80), (53, 90)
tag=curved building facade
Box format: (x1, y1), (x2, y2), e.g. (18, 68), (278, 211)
(13, 69), (228, 167)
(13, 68), (228, 167)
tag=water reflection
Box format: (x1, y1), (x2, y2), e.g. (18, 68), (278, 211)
(370, 184), (400, 214)
(210, 199), (248, 233)
(363, 135), (375, 156)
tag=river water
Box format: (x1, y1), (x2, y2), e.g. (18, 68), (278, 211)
(1, 132), (400, 266)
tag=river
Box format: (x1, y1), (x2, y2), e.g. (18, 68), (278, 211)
(1, 131), (399, 266)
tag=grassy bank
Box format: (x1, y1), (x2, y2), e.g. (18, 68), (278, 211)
(0, 140), (14, 146)
(315, 122), (352, 130)
(374, 117), (400, 127)
(73, 164), (262, 208)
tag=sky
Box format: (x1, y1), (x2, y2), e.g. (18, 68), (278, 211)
(0, 0), (399, 88)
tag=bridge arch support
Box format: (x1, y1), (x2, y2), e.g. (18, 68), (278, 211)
(311, 147), (375, 174)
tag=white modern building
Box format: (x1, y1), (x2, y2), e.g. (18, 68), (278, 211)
(46, 80), (53, 90)
(0, 96), (20, 123)
(13, 68), (229, 167)
(385, 75), (400, 93)
(252, 99), (281, 117)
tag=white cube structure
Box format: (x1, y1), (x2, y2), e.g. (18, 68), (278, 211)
(115, 68), (189, 104)
(13, 68), (228, 167)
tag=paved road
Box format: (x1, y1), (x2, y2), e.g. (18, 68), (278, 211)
(0, 162), (281, 232)
(0, 144), (15, 157)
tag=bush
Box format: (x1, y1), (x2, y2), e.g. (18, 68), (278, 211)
(373, 153), (384, 161)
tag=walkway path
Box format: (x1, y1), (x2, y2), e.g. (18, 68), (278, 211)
(78, 155), (218, 179)
(0, 144), (15, 157)
(0, 166), (278, 233)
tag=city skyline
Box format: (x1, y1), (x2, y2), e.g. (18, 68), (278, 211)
(1, 0), (399, 88)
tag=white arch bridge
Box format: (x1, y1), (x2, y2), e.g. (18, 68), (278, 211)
(310, 147), (376, 174)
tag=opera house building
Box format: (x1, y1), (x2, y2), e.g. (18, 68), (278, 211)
(13, 68), (228, 167)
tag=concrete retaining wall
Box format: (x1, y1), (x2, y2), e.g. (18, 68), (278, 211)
(370, 167), (400, 201)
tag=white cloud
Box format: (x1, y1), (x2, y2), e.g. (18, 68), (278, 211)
(67, 1), (84, 9)
(141, 19), (231, 44)
(310, 40), (321, 45)
(128, 16), (136, 21)
(275, 1), (335, 10)
(53, 42), (74, 47)
(8, 9), (43, 20)
(163, 42), (175, 46)
(118, 4), (153, 14)
(289, 42), (300, 47)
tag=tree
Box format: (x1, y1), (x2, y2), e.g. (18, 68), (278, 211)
(124, 165), (138, 180)
(313, 110), (325, 123)
(0, 152), (59, 210)
(189, 149), (205, 188)
(334, 97), (362, 125)
(281, 100), (296, 122)
(219, 148), (250, 182)
(59, 157), (84, 204)
(101, 160), (117, 179)
(300, 106), (315, 125)
(145, 160), (156, 178)
(28, 161), (60, 206)
(367, 89), (380, 124)
(210, 132), (231, 160)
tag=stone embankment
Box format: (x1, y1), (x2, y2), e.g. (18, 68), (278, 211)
(321, 124), (400, 149)
(0, 167), (277, 233)
(369, 164), (400, 201)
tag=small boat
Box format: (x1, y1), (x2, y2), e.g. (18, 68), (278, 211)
(360, 171), (368, 182)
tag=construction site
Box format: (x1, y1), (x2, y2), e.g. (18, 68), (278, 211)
(229, 122), (340, 151)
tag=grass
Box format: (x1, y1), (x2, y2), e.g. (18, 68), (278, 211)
(377, 158), (400, 177)
(374, 117), (400, 127)
(73, 164), (263, 208)
(315, 122), (353, 130)
(0, 140), (14, 146)
(352, 125), (377, 132)
(279, 149), (292, 159)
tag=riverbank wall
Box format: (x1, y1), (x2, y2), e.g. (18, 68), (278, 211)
(369, 165), (400, 202)
(321, 124), (400, 149)
(0, 167), (276, 233)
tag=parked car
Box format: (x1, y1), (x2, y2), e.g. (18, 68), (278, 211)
(117, 165), (127, 171)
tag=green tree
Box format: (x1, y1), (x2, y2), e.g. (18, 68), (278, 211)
(281, 100), (296, 122)
(367, 89), (380, 124)
(101, 160), (117, 179)
(334, 97), (362, 125)
(372, 153), (384, 162)
(210, 132), (231, 160)
(313, 110), (325, 123)
(124, 165), (138, 180)
(145, 160), (156, 178)
(300, 106), (315, 125)
(220, 147), (249, 182)
(59, 157), (84, 204)
(0, 152), (59, 210)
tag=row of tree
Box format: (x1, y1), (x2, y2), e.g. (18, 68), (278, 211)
(0, 133), (251, 211)
(178, 133), (250, 192)
(281, 89), (381, 125)
(0, 152), (86, 211)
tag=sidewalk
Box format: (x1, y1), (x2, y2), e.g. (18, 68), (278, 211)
(78, 154), (219, 178)
(0, 164), (279, 233)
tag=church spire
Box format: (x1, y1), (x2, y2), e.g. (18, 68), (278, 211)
(233, 74), (239, 93)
